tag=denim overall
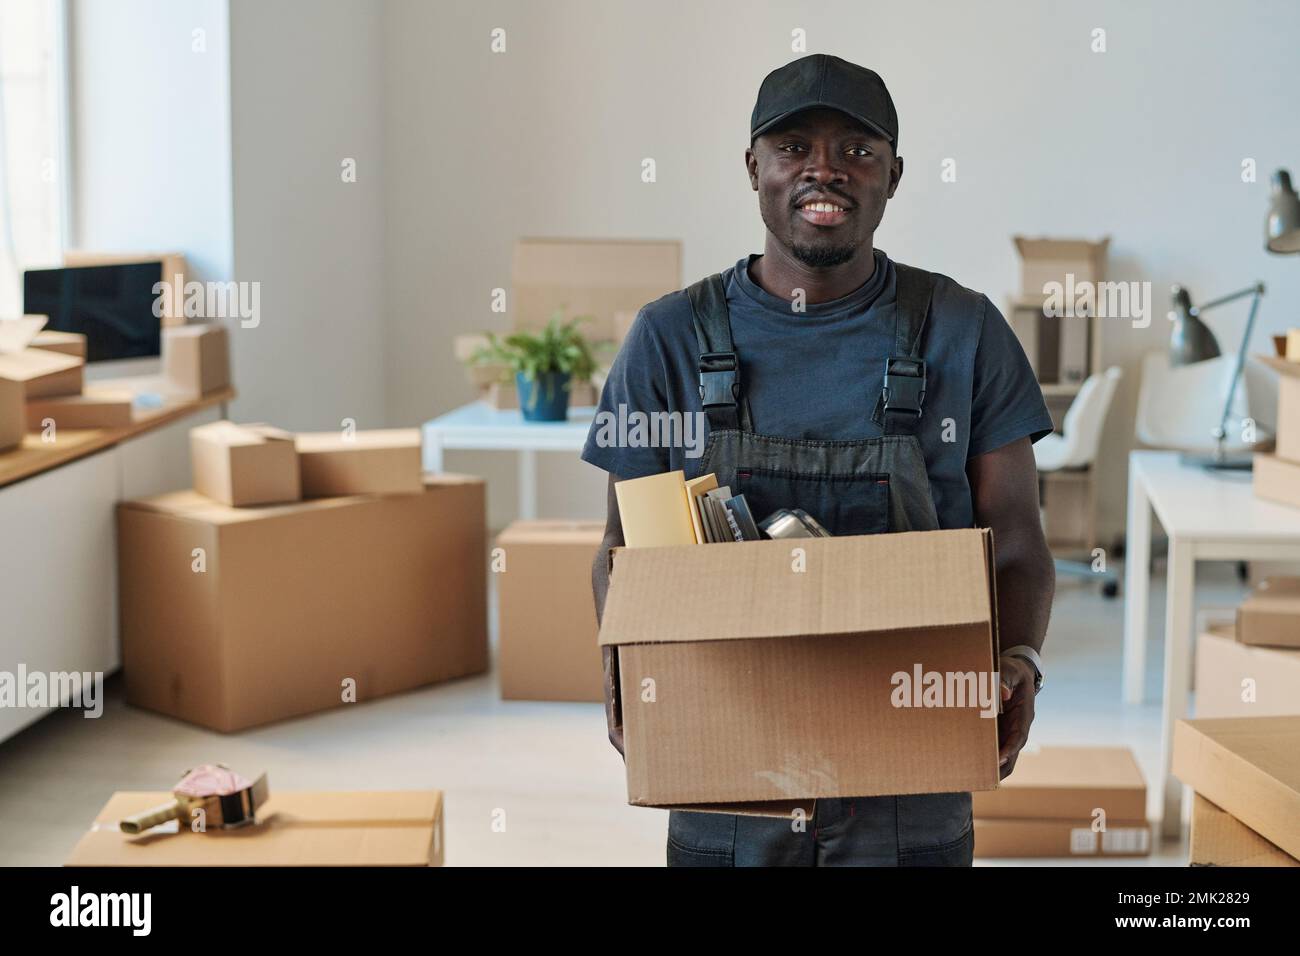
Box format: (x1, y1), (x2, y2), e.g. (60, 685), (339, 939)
(668, 262), (975, 867)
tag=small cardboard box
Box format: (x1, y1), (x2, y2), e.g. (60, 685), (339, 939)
(25, 386), (134, 430)
(117, 474), (488, 732)
(512, 238), (681, 340)
(190, 420), (301, 507)
(496, 519), (604, 702)
(162, 323), (230, 398)
(0, 376), (22, 451)
(30, 329), (87, 358)
(0, 347), (84, 399)
(295, 428), (423, 497)
(66, 791), (444, 866)
(1237, 577), (1300, 648)
(1258, 355), (1300, 463)
(1172, 716), (1300, 860)
(1190, 793), (1299, 867)
(599, 528), (1001, 810)
(1196, 623), (1300, 717)
(1013, 236), (1109, 300)
(1252, 452), (1300, 509)
(971, 745), (1146, 821)
(974, 818), (1151, 858)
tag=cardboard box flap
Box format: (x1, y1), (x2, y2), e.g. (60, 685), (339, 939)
(193, 420), (294, 447)
(1013, 237), (1111, 261)
(0, 314), (48, 353)
(497, 519), (606, 546)
(0, 347), (83, 383)
(600, 528), (993, 646)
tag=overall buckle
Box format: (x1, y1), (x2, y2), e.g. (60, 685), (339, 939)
(882, 358), (926, 417)
(699, 351), (740, 407)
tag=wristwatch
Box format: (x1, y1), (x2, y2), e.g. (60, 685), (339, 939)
(1001, 645), (1044, 694)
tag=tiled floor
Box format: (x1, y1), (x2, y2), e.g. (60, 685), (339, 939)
(0, 557), (1250, 866)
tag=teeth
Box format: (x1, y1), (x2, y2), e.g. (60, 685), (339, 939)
(804, 202), (844, 213)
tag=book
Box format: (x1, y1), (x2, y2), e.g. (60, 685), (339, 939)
(724, 493), (762, 541)
(684, 473), (719, 544)
(614, 471), (697, 548)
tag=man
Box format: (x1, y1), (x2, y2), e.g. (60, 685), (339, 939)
(582, 54), (1055, 866)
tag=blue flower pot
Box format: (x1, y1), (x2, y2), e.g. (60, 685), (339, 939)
(517, 371), (571, 422)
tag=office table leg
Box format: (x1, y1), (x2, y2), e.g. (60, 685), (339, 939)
(518, 449), (537, 520)
(1122, 469), (1151, 704)
(1158, 536), (1195, 840)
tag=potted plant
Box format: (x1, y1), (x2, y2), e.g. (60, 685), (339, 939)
(469, 314), (601, 421)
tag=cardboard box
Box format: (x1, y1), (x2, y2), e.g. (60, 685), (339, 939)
(1190, 793), (1299, 867)
(162, 323), (230, 398)
(512, 238), (681, 340)
(1196, 623), (1300, 717)
(190, 420), (301, 507)
(29, 329), (87, 359)
(0, 376), (21, 451)
(1252, 452), (1300, 509)
(599, 528), (1001, 810)
(1237, 578), (1300, 648)
(974, 818), (1150, 858)
(1258, 355), (1300, 463)
(295, 428), (422, 497)
(496, 520), (604, 702)
(1172, 716), (1300, 859)
(0, 347), (84, 399)
(483, 380), (520, 410)
(117, 474), (488, 732)
(1013, 236), (1109, 300)
(66, 790), (444, 866)
(25, 386), (134, 430)
(971, 746), (1146, 821)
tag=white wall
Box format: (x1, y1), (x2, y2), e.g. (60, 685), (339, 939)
(226, 0), (386, 429)
(70, 0), (233, 285)
(381, 0), (1300, 537)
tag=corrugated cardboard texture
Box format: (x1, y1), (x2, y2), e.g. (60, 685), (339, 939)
(601, 529), (994, 646)
(512, 238), (681, 339)
(190, 420), (302, 506)
(496, 520), (604, 702)
(971, 746), (1146, 820)
(1252, 452), (1300, 510)
(620, 626), (998, 806)
(1172, 716), (1300, 859)
(25, 387), (134, 430)
(0, 347), (83, 399)
(1195, 625), (1300, 717)
(1237, 577), (1300, 648)
(295, 429), (423, 497)
(1190, 793), (1299, 867)
(162, 323), (230, 399)
(117, 474), (488, 731)
(0, 376), (21, 450)
(66, 791), (443, 866)
(974, 818), (1150, 858)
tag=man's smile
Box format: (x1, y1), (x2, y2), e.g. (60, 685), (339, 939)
(796, 196), (853, 227)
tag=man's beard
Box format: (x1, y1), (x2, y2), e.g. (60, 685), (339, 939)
(790, 239), (858, 268)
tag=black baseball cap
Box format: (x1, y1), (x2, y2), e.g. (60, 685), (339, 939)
(750, 54), (898, 151)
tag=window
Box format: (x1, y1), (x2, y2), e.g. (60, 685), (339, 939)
(0, 0), (67, 317)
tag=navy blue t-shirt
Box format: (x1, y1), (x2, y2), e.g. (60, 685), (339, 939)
(580, 250), (1053, 529)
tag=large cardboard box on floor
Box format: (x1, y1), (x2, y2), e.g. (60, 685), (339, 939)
(1189, 793), (1299, 867)
(512, 237), (681, 341)
(1195, 622), (1300, 717)
(972, 746), (1146, 820)
(1236, 577), (1300, 648)
(599, 528), (1001, 811)
(1252, 452), (1300, 509)
(1172, 716), (1300, 860)
(496, 519), (604, 702)
(66, 791), (444, 866)
(117, 474), (488, 732)
(974, 818), (1151, 858)
(295, 428), (423, 497)
(190, 420), (301, 506)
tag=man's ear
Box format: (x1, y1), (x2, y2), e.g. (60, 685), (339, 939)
(745, 146), (759, 190)
(887, 154), (904, 199)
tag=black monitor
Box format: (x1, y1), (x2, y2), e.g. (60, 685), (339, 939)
(23, 263), (163, 363)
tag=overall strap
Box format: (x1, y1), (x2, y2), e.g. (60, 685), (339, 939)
(871, 262), (936, 436)
(687, 273), (753, 432)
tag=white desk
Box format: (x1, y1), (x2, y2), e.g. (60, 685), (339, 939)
(1123, 450), (1300, 838)
(421, 400), (596, 519)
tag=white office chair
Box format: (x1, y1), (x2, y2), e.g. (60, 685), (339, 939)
(1034, 367), (1123, 597)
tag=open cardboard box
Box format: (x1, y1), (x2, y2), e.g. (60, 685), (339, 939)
(599, 527), (1002, 815)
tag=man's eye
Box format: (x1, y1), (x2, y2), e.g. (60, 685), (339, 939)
(781, 144), (806, 153)
(848, 146), (872, 157)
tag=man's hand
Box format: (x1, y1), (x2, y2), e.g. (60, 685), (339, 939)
(593, 474), (627, 759)
(998, 654), (1036, 778)
(602, 645), (625, 757)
